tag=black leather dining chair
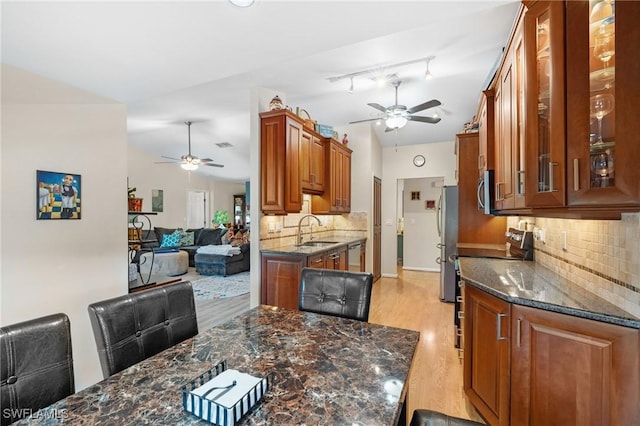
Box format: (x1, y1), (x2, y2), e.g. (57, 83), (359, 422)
(410, 409), (484, 425)
(88, 281), (198, 379)
(299, 268), (374, 322)
(0, 313), (75, 426)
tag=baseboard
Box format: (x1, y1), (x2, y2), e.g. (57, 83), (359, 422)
(381, 273), (399, 278)
(402, 266), (439, 272)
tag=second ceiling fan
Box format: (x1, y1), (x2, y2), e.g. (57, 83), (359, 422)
(350, 80), (441, 131)
(158, 121), (224, 170)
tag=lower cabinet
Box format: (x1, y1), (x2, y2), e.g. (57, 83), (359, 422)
(511, 304), (639, 426)
(463, 284), (511, 426)
(261, 246), (350, 309)
(463, 283), (640, 426)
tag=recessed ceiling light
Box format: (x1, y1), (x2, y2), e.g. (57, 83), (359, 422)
(229, 0), (255, 7)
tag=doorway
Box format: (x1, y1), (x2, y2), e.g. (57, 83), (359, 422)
(186, 189), (208, 229)
(373, 176), (381, 281)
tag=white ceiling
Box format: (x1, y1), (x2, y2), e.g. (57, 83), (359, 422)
(1, 0), (520, 182)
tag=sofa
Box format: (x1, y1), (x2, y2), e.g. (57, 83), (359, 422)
(132, 227), (250, 276)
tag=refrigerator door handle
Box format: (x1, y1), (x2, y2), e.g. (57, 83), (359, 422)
(436, 194), (443, 237)
(435, 257), (442, 264)
(436, 242), (444, 249)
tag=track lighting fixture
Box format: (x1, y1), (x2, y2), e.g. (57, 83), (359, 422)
(328, 55), (437, 93)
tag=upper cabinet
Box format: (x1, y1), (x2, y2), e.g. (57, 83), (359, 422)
(260, 110), (303, 214)
(300, 130), (325, 194)
(566, 0), (640, 208)
(494, 9), (526, 211)
(524, 0), (566, 208)
(486, 1), (640, 217)
(478, 90), (496, 176)
(311, 139), (352, 214)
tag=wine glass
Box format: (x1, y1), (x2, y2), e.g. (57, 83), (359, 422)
(594, 30), (615, 68)
(589, 94), (614, 144)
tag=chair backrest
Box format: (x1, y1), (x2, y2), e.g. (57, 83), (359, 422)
(0, 313), (74, 425)
(299, 268), (374, 321)
(88, 281), (198, 379)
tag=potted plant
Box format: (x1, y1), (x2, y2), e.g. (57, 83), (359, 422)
(128, 187), (143, 212)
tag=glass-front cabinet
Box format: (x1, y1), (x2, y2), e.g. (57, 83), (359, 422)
(524, 0), (566, 208)
(566, 0), (640, 207)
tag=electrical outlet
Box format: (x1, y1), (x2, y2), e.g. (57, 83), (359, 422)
(276, 223), (282, 232)
(268, 222), (275, 233)
(562, 231), (568, 251)
(533, 227), (545, 244)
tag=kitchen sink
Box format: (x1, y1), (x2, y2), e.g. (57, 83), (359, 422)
(297, 241), (338, 247)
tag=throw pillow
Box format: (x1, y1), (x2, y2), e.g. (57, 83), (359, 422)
(154, 227), (176, 244)
(221, 230), (233, 245)
(180, 231), (195, 246)
(160, 231), (181, 248)
(197, 228), (224, 246)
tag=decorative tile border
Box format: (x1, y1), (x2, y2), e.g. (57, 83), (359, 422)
(536, 246), (640, 294)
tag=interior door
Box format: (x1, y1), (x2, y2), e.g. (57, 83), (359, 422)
(186, 189), (207, 229)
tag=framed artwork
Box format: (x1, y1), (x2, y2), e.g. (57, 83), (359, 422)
(36, 170), (81, 220)
(425, 200), (436, 210)
(152, 189), (164, 212)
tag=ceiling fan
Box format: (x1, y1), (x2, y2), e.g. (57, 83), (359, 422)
(349, 80), (441, 132)
(158, 121), (224, 170)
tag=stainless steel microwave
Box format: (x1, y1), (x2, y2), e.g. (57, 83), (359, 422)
(477, 170), (496, 215)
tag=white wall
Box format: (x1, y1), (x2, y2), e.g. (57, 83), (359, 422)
(127, 145), (244, 229)
(402, 177), (444, 271)
(1, 64), (127, 390)
(381, 141), (456, 277)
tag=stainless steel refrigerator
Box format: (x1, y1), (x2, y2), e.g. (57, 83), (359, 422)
(436, 185), (458, 302)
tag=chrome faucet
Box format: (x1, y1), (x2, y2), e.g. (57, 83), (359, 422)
(297, 214), (322, 245)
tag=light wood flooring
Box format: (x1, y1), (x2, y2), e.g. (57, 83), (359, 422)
(192, 268), (483, 425)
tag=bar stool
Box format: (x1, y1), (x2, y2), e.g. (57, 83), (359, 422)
(0, 313), (74, 425)
(88, 281), (198, 378)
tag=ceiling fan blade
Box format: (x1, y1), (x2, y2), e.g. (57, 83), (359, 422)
(199, 158), (214, 163)
(407, 99), (442, 114)
(349, 118), (381, 124)
(154, 161), (177, 164)
(367, 103), (387, 112)
(408, 115), (442, 124)
(161, 156), (180, 161)
(204, 163), (224, 168)
(384, 127), (398, 133)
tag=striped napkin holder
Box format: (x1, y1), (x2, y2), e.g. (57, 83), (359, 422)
(181, 360), (270, 425)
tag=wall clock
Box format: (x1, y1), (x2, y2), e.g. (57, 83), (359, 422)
(413, 155), (426, 167)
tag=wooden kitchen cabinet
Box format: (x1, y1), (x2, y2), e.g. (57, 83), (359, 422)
(523, 0), (566, 208)
(463, 284), (511, 426)
(261, 253), (306, 310)
(456, 133), (506, 244)
(565, 0), (640, 209)
(477, 90), (495, 176)
(511, 304), (639, 425)
(324, 245), (347, 270)
(300, 130), (325, 194)
(260, 110), (303, 214)
(312, 139), (352, 214)
(493, 8), (526, 211)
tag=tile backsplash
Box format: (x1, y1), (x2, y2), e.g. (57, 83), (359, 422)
(508, 213), (640, 317)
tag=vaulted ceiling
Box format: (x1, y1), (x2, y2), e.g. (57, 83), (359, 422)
(2, 1), (520, 181)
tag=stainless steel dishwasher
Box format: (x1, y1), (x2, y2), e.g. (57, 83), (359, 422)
(348, 242), (364, 272)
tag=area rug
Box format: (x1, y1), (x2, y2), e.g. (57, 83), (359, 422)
(191, 271), (250, 300)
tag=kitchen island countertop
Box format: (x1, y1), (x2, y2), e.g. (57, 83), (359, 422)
(459, 257), (640, 329)
(260, 232), (366, 256)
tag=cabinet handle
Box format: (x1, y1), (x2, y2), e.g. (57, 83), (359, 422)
(457, 348), (464, 360)
(516, 318), (522, 347)
(478, 155), (485, 170)
(328, 253), (340, 259)
(496, 313), (507, 340)
(573, 158), (580, 191)
(456, 296), (463, 303)
(516, 170), (525, 195)
(457, 311), (464, 319)
(311, 258), (323, 264)
(548, 162), (558, 192)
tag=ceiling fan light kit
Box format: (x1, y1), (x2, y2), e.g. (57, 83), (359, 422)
(158, 121), (224, 171)
(349, 80), (441, 131)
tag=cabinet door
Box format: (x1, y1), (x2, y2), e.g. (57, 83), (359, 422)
(311, 140), (352, 214)
(300, 131), (325, 194)
(566, 0), (640, 207)
(478, 90), (495, 176)
(464, 284), (511, 426)
(261, 253), (305, 309)
(511, 304), (639, 425)
(260, 111), (303, 214)
(341, 148), (351, 212)
(524, 0), (566, 207)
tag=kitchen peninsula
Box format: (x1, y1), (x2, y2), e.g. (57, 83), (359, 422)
(261, 234), (367, 309)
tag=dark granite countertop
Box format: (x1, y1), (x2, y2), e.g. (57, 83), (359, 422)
(458, 258), (640, 329)
(260, 233), (367, 256)
(19, 305), (418, 425)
